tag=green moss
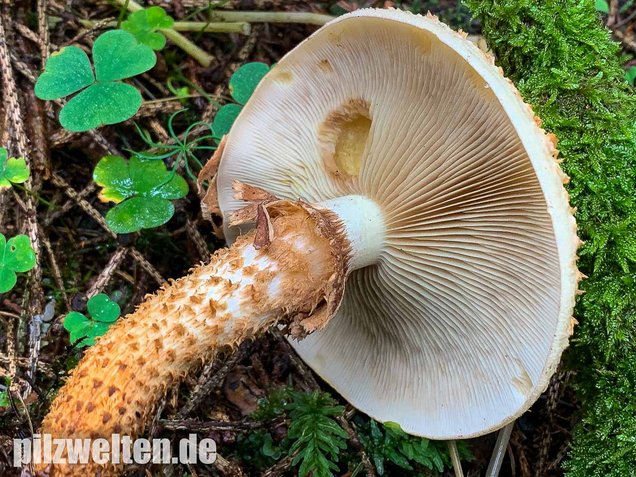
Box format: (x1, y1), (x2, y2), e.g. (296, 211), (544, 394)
(464, 1), (636, 475)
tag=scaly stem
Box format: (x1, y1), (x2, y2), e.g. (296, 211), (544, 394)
(114, 0), (214, 67)
(38, 203), (349, 476)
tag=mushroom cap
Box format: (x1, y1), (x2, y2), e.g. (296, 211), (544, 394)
(216, 8), (579, 439)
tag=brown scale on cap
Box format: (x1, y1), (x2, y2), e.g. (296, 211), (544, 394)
(37, 202), (351, 476)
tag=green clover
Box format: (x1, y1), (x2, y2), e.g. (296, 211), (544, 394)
(0, 147), (29, 188)
(0, 234), (36, 294)
(212, 62), (270, 139)
(34, 30), (156, 132)
(122, 6), (174, 50)
(94, 155), (189, 234)
(64, 293), (121, 347)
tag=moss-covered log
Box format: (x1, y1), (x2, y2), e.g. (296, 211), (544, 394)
(465, 1), (636, 475)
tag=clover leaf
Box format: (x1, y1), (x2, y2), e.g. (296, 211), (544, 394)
(0, 234), (36, 294)
(35, 30), (156, 132)
(64, 293), (121, 347)
(212, 103), (243, 138)
(0, 147), (29, 188)
(122, 6), (174, 50)
(94, 155), (189, 234)
(212, 62), (270, 141)
(229, 62), (271, 105)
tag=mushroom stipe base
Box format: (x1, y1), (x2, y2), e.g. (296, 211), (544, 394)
(37, 197), (361, 476)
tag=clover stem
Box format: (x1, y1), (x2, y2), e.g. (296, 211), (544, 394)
(37, 202), (350, 476)
(113, 0), (214, 67)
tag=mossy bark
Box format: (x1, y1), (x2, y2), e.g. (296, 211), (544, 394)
(465, 1), (636, 475)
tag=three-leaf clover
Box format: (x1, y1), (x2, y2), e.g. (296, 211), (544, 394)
(212, 62), (270, 139)
(64, 294), (121, 347)
(0, 234), (36, 293)
(34, 30), (156, 132)
(122, 6), (174, 50)
(0, 147), (29, 188)
(94, 155), (189, 234)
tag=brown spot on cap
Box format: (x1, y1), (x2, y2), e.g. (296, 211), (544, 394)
(318, 59), (333, 72)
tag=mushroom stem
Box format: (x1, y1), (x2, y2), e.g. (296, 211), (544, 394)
(37, 200), (360, 476)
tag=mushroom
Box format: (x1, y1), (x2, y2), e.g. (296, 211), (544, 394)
(38, 8), (579, 476)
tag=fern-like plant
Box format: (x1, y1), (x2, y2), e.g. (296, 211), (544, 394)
(244, 388), (348, 477)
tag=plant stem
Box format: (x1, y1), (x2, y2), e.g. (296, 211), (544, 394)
(448, 441), (464, 477)
(172, 21), (250, 34)
(113, 0), (214, 67)
(79, 19), (250, 35)
(207, 10), (334, 26)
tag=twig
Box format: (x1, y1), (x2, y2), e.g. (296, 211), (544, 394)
(448, 441), (464, 477)
(261, 454), (294, 477)
(113, 0), (215, 67)
(208, 10), (334, 26)
(338, 416), (377, 477)
(36, 0), (49, 66)
(159, 418), (264, 432)
(39, 226), (70, 310)
(486, 422), (514, 477)
(186, 219), (210, 261)
(85, 247), (128, 298)
(1, 13), (45, 397)
(612, 29), (636, 53)
(49, 173), (165, 285)
(79, 18), (251, 34)
(176, 340), (253, 418)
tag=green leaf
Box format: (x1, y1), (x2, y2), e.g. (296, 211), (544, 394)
(0, 391), (10, 407)
(625, 66), (636, 85)
(212, 103), (243, 138)
(122, 6), (174, 50)
(87, 293), (121, 323)
(0, 234), (36, 293)
(95, 155), (187, 233)
(64, 295), (120, 347)
(34, 46), (94, 100)
(106, 196), (175, 234)
(229, 62), (270, 105)
(0, 148), (29, 188)
(595, 0), (609, 13)
(93, 155), (134, 202)
(59, 82), (142, 132)
(92, 30), (157, 82)
(95, 155), (188, 202)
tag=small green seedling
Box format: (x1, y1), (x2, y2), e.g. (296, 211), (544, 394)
(0, 234), (36, 294)
(0, 147), (29, 188)
(133, 109), (216, 180)
(0, 377), (11, 407)
(34, 30), (156, 132)
(94, 155), (188, 234)
(64, 293), (121, 347)
(122, 6), (174, 50)
(212, 62), (270, 139)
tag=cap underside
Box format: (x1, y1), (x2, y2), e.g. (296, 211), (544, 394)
(217, 9), (578, 438)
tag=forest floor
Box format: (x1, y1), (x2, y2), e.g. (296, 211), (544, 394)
(0, 1), (634, 476)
